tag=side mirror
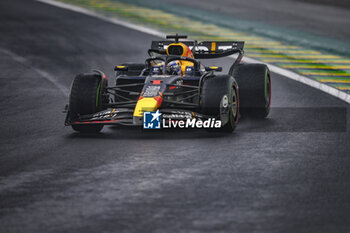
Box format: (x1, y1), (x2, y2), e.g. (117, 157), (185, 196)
(114, 65), (128, 71)
(185, 66), (195, 76)
(205, 66), (222, 72)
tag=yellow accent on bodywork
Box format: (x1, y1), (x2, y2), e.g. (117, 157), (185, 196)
(211, 42), (216, 53)
(110, 108), (116, 116)
(133, 98), (159, 117)
(181, 60), (194, 74)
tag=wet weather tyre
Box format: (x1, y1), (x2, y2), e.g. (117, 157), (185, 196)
(201, 75), (239, 132)
(69, 73), (104, 133)
(232, 64), (271, 118)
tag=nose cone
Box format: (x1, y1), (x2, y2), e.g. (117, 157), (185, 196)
(133, 97), (163, 117)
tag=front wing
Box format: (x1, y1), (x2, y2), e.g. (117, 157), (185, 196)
(65, 108), (218, 127)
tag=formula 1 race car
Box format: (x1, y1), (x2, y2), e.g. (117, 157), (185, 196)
(64, 34), (271, 133)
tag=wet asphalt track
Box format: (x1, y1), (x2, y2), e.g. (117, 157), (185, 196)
(1, 0), (350, 232)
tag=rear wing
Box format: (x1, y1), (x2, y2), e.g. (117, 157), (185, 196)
(150, 41), (244, 59)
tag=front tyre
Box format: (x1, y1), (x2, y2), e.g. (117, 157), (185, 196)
(69, 73), (105, 133)
(201, 75), (239, 132)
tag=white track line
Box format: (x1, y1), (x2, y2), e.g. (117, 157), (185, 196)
(0, 48), (69, 96)
(37, 0), (350, 104)
(36, 0), (164, 38)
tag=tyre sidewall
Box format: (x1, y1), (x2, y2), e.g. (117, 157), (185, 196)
(69, 73), (105, 133)
(201, 75), (239, 132)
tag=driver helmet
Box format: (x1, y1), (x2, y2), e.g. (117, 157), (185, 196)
(166, 60), (181, 75)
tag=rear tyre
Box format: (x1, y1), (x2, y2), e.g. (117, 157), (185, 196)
(232, 64), (271, 118)
(201, 75), (239, 132)
(69, 73), (105, 133)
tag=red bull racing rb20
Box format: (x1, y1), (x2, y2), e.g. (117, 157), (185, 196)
(64, 34), (271, 132)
